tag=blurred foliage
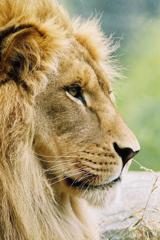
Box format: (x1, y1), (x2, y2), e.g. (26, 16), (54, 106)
(115, 22), (160, 171)
(59, 0), (160, 171)
(103, 224), (160, 240)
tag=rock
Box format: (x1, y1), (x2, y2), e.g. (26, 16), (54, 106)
(99, 171), (160, 239)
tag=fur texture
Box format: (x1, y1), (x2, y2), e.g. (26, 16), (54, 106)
(0, 1), (140, 240)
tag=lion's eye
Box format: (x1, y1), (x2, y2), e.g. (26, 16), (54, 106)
(108, 89), (113, 95)
(64, 84), (86, 105)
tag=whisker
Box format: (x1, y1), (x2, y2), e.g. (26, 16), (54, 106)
(82, 179), (91, 196)
(69, 172), (88, 187)
(42, 162), (78, 173)
(74, 171), (90, 183)
(37, 157), (79, 163)
(35, 151), (95, 191)
(80, 173), (94, 196)
(49, 167), (81, 181)
(34, 151), (84, 159)
(50, 171), (82, 186)
(34, 155), (79, 167)
(71, 171), (92, 190)
(37, 156), (79, 160)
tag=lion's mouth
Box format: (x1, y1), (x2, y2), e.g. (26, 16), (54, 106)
(65, 176), (121, 190)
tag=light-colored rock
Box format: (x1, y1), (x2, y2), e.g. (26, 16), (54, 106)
(99, 171), (160, 238)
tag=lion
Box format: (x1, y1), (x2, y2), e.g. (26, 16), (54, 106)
(0, 0), (140, 239)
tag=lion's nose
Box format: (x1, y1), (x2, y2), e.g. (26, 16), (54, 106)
(113, 142), (139, 167)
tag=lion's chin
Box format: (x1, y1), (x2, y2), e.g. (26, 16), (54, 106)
(82, 185), (120, 207)
(62, 177), (121, 207)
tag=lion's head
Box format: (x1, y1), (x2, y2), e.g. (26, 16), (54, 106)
(0, 0), (140, 211)
(33, 20), (140, 206)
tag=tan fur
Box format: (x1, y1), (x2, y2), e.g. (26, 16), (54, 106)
(0, 1), (140, 239)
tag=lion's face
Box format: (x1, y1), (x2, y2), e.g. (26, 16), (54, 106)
(34, 41), (140, 206)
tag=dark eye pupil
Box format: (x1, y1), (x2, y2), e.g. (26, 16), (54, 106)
(69, 86), (81, 97)
(65, 85), (86, 105)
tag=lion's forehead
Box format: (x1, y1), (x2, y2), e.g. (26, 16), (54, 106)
(57, 41), (111, 95)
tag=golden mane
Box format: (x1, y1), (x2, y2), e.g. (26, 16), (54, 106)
(0, 1), (120, 239)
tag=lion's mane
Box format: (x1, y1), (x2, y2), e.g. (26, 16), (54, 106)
(0, 1), (72, 239)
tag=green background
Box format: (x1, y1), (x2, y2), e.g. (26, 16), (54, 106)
(59, 0), (160, 171)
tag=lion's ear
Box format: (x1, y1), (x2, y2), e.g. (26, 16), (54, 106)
(0, 24), (66, 93)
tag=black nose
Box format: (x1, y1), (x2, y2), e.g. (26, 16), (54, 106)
(113, 142), (139, 167)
